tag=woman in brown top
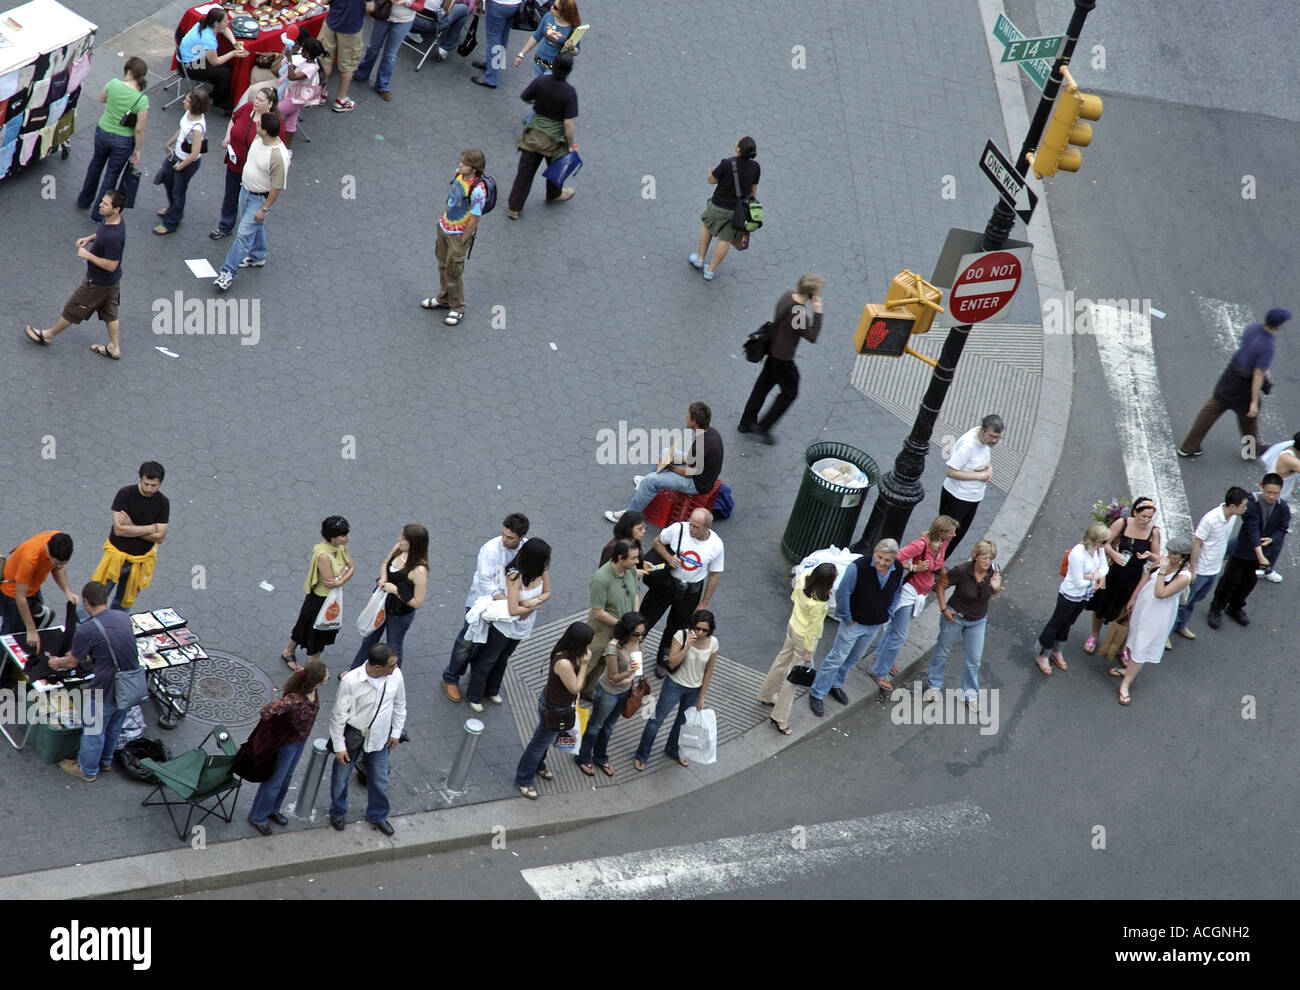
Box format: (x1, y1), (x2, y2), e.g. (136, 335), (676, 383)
(930, 538), (1001, 711)
(739, 273), (825, 445)
(514, 622), (593, 799)
(238, 659), (328, 834)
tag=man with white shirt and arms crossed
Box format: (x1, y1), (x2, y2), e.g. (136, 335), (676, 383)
(940, 415), (1003, 558)
(330, 643), (406, 835)
(1173, 487), (1249, 639)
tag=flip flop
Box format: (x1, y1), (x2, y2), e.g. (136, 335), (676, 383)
(1051, 652), (1068, 671)
(24, 325), (48, 345)
(574, 757), (595, 777)
(889, 665), (900, 677)
(674, 756), (690, 767)
(90, 344), (120, 360)
(1107, 667), (1125, 678)
(152, 225), (173, 235)
(770, 718), (793, 736)
(420, 298), (449, 310)
(1035, 654), (1052, 675)
(1083, 636), (1098, 654)
(871, 675), (893, 691)
(598, 762), (615, 777)
(1117, 690), (1131, 706)
(633, 759), (646, 772)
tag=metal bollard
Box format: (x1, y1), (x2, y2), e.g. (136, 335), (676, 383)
(439, 718), (484, 800)
(295, 737), (331, 821)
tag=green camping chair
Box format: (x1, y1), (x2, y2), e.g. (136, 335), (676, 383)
(140, 725), (243, 841)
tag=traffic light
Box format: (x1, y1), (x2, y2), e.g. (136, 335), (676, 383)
(884, 269), (944, 335)
(854, 305), (913, 357)
(1031, 66), (1102, 178)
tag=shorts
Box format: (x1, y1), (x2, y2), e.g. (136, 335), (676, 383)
(700, 199), (738, 243)
(318, 24), (364, 74)
(61, 277), (120, 324)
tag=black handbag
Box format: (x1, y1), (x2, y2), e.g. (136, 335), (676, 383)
(513, 0), (544, 31)
(743, 322), (773, 363)
(457, 12), (480, 56)
(116, 163), (142, 208)
(786, 664), (817, 687)
(371, 0), (393, 20)
(544, 705), (576, 731)
(119, 92), (145, 131)
(729, 157), (763, 232)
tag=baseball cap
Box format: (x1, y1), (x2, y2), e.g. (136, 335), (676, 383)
(1264, 308), (1292, 327)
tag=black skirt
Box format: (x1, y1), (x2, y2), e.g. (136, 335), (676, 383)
(290, 592), (339, 655)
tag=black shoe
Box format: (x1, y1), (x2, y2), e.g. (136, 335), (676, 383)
(250, 820), (272, 836)
(737, 420), (756, 434)
(809, 695), (825, 717)
(268, 812), (288, 826)
(1227, 608), (1250, 626)
(329, 815), (345, 831)
(371, 819), (395, 836)
(1207, 610), (1223, 629)
(1176, 447), (1204, 458)
(756, 429), (775, 445)
(828, 687), (849, 705)
(209, 227), (232, 240)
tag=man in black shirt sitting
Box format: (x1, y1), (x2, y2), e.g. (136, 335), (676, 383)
(605, 402), (724, 525)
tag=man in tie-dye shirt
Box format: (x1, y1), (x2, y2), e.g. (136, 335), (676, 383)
(425, 148), (487, 327)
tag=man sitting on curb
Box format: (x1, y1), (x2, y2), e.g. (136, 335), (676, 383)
(808, 540), (905, 717)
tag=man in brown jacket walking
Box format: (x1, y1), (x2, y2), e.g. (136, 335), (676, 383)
(738, 273), (825, 445)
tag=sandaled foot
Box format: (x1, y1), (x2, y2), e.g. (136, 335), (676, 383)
(24, 325), (48, 345)
(889, 665), (900, 677)
(1108, 667), (1125, 678)
(420, 297), (449, 310)
(598, 762), (615, 777)
(632, 759), (646, 772)
(574, 757), (595, 777)
(536, 766), (554, 781)
(674, 756), (689, 767)
(1051, 651), (1067, 671)
(1083, 636), (1098, 654)
(280, 653), (301, 671)
(1118, 689), (1131, 706)
(153, 224), (173, 235)
(90, 343), (120, 360)
(771, 717), (793, 736)
(870, 675), (893, 691)
(1035, 654), (1052, 675)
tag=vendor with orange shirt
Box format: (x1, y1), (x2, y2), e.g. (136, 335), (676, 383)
(1, 532), (79, 673)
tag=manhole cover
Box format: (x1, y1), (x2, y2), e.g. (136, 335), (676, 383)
(153, 650), (276, 726)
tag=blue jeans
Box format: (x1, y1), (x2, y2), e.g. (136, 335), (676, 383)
(356, 18), (415, 91)
(77, 693), (129, 777)
(869, 601), (914, 680)
(159, 156), (201, 230)
(350, 609), (416, 670)
(635, 676), (700, 763)
(927, 613), (987, 699)
(577, 683), (626, 766)
(1175, 572), (1217, 629)
(78, 127), (135, 219)
(515, 692), (567, 786)
(0, 590), (45, 636)
(329, 745), (391, 822)
(626, 469), (698, 513)
(248, 739), (307, 824)
(810, 620), (885, 699)
(220, 186), (269, 278)
(481, 0), (514, 86)
(217, 166), (242, 234)
(443, 614), (473, 683)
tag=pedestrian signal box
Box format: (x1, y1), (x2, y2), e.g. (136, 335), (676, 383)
(854, 306), (914, 357)
(884, 270), (945, 335)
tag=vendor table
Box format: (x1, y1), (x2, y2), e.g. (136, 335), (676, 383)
(0, 0), (97, 181)
(0, 630), (92, 750)
(130, 607), (206, 730)
(173, 2), (327, 105)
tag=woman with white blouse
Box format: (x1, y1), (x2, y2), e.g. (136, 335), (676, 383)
(1033, 523), (1110, 675)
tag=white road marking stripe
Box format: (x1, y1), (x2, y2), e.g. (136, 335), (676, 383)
(1092, 305), (1194, 537)
(953, 278), (1018, 298)
(519, 800), (991, 900)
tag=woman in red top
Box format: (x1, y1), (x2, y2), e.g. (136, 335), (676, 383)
(210, 87), (277, 240)
(237, 659), (328, 835)
(867, 515), (957, 691)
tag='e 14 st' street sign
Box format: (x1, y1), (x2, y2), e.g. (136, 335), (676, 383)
(979, 139), (1037, 223)
(992, 12), (1053, 91)
(1001, 34), (1063, 63)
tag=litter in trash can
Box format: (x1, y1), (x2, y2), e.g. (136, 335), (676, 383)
(811, 459), (871, 489)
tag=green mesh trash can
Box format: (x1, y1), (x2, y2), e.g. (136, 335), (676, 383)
(781, 443), (880, 561)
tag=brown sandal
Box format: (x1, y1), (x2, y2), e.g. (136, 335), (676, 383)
(1035, 654), (1052, 675)
(1051, 652), (1068, 671)
(574, 758), (595, 777)
(1118, 689), (1131, 706)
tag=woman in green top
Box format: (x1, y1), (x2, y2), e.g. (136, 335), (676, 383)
(281, 516), (355, 672)
(77, 57), (150, 223)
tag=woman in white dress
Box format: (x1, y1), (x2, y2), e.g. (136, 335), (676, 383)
(1111, 537), (1193, 705)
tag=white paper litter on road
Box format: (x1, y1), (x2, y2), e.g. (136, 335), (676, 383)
(155, 347), (179, 358)
(185, 258), (218, 278)
(259, 581), (275, 592)
(520, 800), (991, 900)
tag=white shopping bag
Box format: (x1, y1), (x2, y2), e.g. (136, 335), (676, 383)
(677, 707), (717, 765)
(355, 585), (387, 635)
(553, 705), (590, 755)
(313, 586), (343, 631)
(791, 545), (862, 596)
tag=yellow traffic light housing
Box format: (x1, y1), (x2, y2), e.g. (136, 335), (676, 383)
(884, 269), (945, 335)
(1030, 67), (1102, 178)
(854, 305), (914, 357)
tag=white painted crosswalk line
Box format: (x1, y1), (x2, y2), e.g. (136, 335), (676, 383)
(519, 801), (992, 900)
(1092, 306), (1194, 538)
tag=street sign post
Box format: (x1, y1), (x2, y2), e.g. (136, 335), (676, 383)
(947, 249), (1029, 324)
(979, 140), (1037, 223)
(992, 12), (1052, 90)
(1001, 34), (1063, 63)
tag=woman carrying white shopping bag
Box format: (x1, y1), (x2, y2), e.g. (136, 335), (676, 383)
(349, 524), (428, 672)
(280, 516), (355, 672)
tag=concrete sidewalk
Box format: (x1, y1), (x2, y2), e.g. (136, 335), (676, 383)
(0, 0), (1072, 898)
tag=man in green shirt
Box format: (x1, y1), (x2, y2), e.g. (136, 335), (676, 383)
(580, 540), (640, 699)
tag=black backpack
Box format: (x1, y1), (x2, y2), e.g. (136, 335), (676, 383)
(472, 175), (498, 215)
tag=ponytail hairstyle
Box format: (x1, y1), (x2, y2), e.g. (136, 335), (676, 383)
(124, 56), (148, 88)
(299, 37), (327, 85)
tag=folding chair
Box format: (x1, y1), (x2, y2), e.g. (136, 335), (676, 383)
(140, 725), (243, 841)
(403, 11), (445, 71)
(161, 25), (197, 109)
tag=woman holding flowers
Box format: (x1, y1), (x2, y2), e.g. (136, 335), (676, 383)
(1084, 497), (1161, 654)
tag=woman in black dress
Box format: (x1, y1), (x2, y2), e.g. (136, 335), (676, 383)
(1084, 497), (1160, 654)
(281, 516), (355, 671)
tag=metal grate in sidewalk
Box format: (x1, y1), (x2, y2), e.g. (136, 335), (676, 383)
(502, 613), (769, 794)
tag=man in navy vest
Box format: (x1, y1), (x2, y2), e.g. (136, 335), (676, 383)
(809, 540), (905, 717)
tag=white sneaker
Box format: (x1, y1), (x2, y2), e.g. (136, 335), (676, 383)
(487, 694), (504, 705)
(435, 46), (450, 62)
(965, 697), (979, 713)
(922, 688), (941, 704)
(468, 701), (484, 713)
(632, 475), (645, 488)
(603, 510), (623, 523)
(1258, 568), (1284, 583)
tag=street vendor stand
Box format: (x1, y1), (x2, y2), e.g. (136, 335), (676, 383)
(0, 0), (97, 181)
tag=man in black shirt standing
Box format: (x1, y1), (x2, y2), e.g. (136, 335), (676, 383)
(24, 189), (128, 360)
(505, 51), (579, 219)
(89, 461), (170, 612)
(605, 402), (724, 524)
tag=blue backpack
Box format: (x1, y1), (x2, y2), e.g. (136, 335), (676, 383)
(712, 483), (734, 520)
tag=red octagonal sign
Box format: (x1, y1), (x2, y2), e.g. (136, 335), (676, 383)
(949, 250), (1023, 323)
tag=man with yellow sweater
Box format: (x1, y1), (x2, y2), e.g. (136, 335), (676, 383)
(89, 461), (169, 611)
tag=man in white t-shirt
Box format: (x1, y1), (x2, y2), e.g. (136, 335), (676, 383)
(214, 112), (290, 291)
(1173, 487), (1249, 639)
(642, 508), (723, 675)
(940, 414), (1003, 556)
